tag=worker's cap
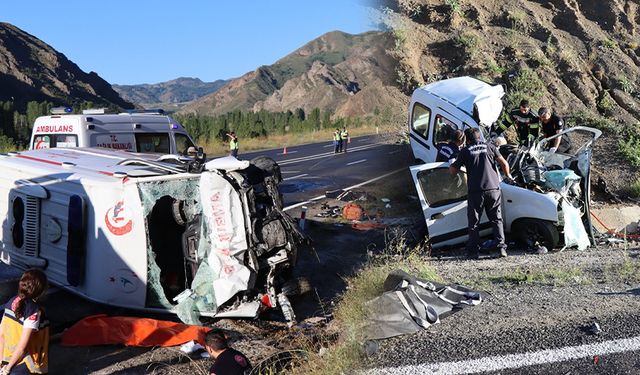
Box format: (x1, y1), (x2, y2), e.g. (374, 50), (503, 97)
(187, 146), (197, 155)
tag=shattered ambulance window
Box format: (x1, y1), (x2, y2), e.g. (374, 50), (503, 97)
(412, 103), (431, 139)
(417, 168), (468, 208)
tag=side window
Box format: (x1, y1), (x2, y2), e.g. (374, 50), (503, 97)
(55, 135), (78, 148)
(135, 133), (170, 154)
(33, 135), (51, 150)
(433, 115), (460, 146)
(411, 103), (431, 140)
(175, 134), (195, 155)
(417, 168), (468, 208)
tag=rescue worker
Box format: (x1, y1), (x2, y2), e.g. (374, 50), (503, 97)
(436, 129), (465, 162)
(227, 132), (239, 158)
(341, 127), (349, 153)
(450, 128), (513, 259)
(0, 269), (49, 375)
(538, 107), (570, 153)
(204, 330), (251, 375)
(499, 100), (539, 146)
(333, 128), (342, 153)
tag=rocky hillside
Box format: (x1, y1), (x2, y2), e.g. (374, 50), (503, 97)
(180, 30), (407, 119)
(113, 77), (229, 108)
(380, 0), (640, 193)
(0, 22), (132, 109)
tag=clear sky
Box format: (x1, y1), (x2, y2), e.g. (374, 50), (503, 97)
(3, 1), (374, 85)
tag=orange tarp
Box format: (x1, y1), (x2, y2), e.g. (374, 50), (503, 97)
(61, 314), (211, 347)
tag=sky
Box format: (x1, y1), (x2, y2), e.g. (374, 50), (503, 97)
(3, 1), (375, 85)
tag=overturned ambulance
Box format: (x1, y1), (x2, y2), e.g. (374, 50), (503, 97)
(0, 147), (304, 324)
(408, 77), (601, 250)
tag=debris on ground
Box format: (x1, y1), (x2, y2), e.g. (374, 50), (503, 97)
(343, 202), (364, 220)
(316, 203), (342, 218)
(325, 189), (344, 199)
(336, 190), (376, 202)
(596, 177), (623, 203)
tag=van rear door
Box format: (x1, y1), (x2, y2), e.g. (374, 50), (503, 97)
(410, 163), (490, 248)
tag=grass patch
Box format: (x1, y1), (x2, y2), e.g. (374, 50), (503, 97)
(294, 248), (439, 374)
(600, 38), (617, 50)
(445, 0), (464, 17)
(618, 136), (640, 167)
(597, 90), (615, 116)
(508, 10), (529, 33)
(454, 32), (480, 60)
(630, 178), (640, 198)
(604, 253), (640, 283)
(480, 267), (586, 286)
(504, 67), (545, 110)
(617, 75), (637, 94)
(571, 110), (617, 133)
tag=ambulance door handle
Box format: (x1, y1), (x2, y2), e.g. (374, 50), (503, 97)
(430, 212), (444, 220)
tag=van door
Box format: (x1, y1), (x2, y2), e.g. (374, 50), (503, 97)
(410, 163), (489, 248)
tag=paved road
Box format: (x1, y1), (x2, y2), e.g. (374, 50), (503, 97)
(241, 134), (413, 208)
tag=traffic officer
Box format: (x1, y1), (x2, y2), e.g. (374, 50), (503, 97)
(498, 99), (539, 146)
(436, 129), (465, 162)
(539, 107), (570, 153)
(450, 128), (513, 259)
(227, 132), (239, 158)
(333, 128), (342, 153)
(341, 127), (349, 153)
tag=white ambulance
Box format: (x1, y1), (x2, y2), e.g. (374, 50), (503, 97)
(29, 108), (196, 155)
(0, 147), (304, 323)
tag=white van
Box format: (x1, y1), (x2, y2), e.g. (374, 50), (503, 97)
(407, 77), (600, 250)
(29, 109), (196, 155)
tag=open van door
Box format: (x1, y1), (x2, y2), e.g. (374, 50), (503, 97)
(410, 163), (489, 248)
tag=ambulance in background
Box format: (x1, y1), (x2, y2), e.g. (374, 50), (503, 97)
(29, 108), (196, 155)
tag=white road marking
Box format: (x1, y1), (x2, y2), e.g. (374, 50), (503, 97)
(388, 150), (402, 155)
(278, 143), (381, 166)
(281, 170), (301, 174)
(365, 335), (640, 375)
(278, 150), (298, 155)
(323, 144), (334, 148)
(283, 173), (308, 181)
(283, 167), (405, 211)
(346, 159), (367, 166)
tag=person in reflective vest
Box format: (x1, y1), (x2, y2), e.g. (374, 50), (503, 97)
(333, 128), (342, 153)
(497, 99), (539, 146)
(0, 269), (49, 375)
(341, 128), (349, 153)
(227, 132), (239, 158)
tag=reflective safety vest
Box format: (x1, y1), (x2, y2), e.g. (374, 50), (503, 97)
(334, 132), (341, 141)
(341, 130), (348, 140)
(230, 138), (239, 150)
(1, 298), (49, 374)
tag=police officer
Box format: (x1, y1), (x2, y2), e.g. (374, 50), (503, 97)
(539, 107), (570, 153)
(341, 127), (349, 153)
(498, 99), (539, 146)
(436, 129), (465, 162)
(450, 128), (513, 259)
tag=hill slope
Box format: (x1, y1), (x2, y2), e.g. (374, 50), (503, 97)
(181, 30), (406, 118)
(113, 77), (229, 107)
(382, 0), (640, 193)
(0, 22), (132, 109)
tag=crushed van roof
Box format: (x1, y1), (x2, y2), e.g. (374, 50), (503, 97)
(417, 76), (503, 117)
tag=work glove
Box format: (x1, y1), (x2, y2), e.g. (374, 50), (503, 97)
(504, 175), (516, 185)
(548, 147), (557, 153)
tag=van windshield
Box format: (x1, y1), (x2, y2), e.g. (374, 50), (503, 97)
(135, 133), (170, 154)
(175, 133), (195, 155)
(33, 134), (78, 150)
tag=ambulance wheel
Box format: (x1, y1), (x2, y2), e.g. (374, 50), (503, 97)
(512, 219), (559, 250)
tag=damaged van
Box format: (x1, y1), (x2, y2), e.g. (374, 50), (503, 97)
(0, 147), (305, 324)
(408, 77), (600, 250)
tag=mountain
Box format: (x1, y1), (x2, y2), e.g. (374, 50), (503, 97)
(112, 77), (229, 108)
(0, 22), (132, 109)
(180, 31), (406, 118)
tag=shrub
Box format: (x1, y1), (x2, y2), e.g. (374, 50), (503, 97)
(617, 75), (636, 94)
(504, 67), (545, 110)
(597, 90), (615, 116)
(630, 178), (640, 198)
(619, 136), (640, 167)
(446, 0), (464, 17)
(600, 38), (617, 50)
(454, 32), (479, 59)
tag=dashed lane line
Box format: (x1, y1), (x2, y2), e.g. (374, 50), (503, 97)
(365, 335), (640, 375)
(283, 167), (405, 211)
(346, 159), (367, 166)
(282, 173), (308, 181)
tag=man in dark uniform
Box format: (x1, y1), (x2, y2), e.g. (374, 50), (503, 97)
(538, 107), (570, 153)
(436, 130), (465, 162)
(450, 128), (513, 259)
(497, 99), (539, 146)
(204, 330), (251, 375)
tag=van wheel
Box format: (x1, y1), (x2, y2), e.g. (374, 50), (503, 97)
(512, 219), (559, 250)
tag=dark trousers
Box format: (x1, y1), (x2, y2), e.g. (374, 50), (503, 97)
(230, 149), (238, 158)
(337, 140), (343, 153)
(467, 189), (506, 252)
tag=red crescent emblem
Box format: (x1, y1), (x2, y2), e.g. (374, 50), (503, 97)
(105, 203), (133, 236)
